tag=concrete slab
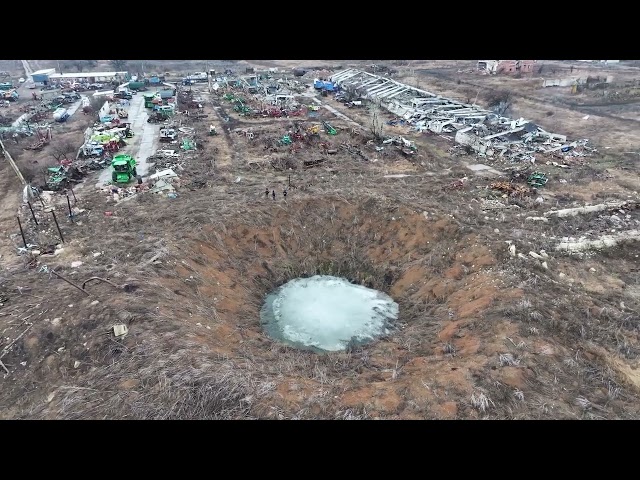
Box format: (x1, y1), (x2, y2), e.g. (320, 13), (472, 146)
(466, 163), (503, 176)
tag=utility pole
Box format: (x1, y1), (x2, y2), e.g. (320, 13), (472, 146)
(0, 138), (26, 186)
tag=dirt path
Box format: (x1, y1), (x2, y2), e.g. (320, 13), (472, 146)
(0, 175), (23, 265)
(95, 93), (159, 187)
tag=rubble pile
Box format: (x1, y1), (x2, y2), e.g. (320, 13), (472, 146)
(330, 69), (591, 164)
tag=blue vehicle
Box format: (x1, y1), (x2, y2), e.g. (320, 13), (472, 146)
(313, 79), (338, 92)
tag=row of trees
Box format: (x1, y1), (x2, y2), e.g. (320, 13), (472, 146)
(59, 60), (128, 73)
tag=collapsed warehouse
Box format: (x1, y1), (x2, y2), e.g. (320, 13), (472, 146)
(331, 69), (580, 160)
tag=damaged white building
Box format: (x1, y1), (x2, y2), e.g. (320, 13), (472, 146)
(330, 69), (573, 159)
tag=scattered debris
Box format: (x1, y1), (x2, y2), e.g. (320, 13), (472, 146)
(555, 230), (640, 252)
(113, 324), (128, 337)
(545, 201), (636, 218)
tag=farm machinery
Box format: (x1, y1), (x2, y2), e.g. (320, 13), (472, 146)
(322, 121), (337, 135)
(527, 172), (548, 188)
(111, 154), (137, 184)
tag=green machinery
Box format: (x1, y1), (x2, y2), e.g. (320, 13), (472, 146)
(322, 121), (337, 135)
(278, 135), (292, 146)
(111, 154), (137, 184)
(46, 166), (67, 190)
(233, 99), (252, 115)
(527, 172), (548, 188)
(181, 138), (196, 151)
(143, 92), (157, 109)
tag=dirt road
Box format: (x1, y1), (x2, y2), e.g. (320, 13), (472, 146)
(95, 93), (160, 188)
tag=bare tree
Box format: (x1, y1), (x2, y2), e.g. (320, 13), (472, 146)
(50, 138), (78, 163)
(84, 95), (106, 116)
(72, 60), (99, 72)
(110, 60), (128, 71)
(61, 60), (75, 73)
(485, 90), (513, 116)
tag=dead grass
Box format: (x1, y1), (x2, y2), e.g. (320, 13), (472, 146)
(3, 64), (640, 420)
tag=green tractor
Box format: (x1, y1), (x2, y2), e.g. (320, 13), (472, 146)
(527, 172), (548, 189)
(322, 121), (337, 135)
(111, 154), (137, 184)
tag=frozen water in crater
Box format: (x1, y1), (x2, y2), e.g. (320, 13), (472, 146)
(260, 275), (399, 352)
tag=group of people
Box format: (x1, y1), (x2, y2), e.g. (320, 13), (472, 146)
(265, 187), (287, 200)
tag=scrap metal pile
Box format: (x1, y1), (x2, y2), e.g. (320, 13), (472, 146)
(330, 69), (591, 162)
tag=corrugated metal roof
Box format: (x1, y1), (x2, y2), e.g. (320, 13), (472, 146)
(49, 71), (127, 79)
(31, 68), (56, 76)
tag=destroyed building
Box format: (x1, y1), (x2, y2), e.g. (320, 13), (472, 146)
(477, 60), (535, 75)
(330, 68), (572, 159)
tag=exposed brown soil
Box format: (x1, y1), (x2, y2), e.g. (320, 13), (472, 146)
(1, 60), (640, 419)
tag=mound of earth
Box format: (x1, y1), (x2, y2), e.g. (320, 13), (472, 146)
(4, 192), (637, 420)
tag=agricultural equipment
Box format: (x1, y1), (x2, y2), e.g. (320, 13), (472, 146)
(143, 93), (158, 108)
(322, 121), (337, 135)
(264, 108), (283, 118)
(527, 172), (548, 188)
(233, 100), (252, 115)
(111, 154), (137, 184)
(82, 142), (104, 157)
(116, 123), (135, 138)
(24, 138), (47, 151)
(307, 125), (320, 135)
(181, 138), (195, 151)
(160, 127), (177, 142)
(0, 89), (19, 101)
(147, 110), (170, 123)
(45, 167), (68, 190)
(104, 138), (122, 153)
(115, 91), (132, 100)
(278, 135), (292, 146)
(44, 166), (83, 190)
